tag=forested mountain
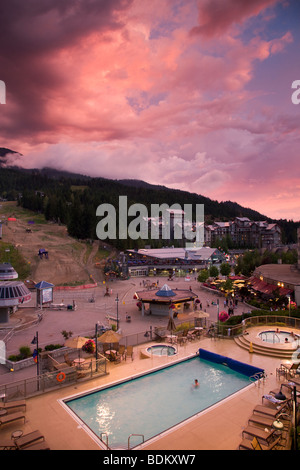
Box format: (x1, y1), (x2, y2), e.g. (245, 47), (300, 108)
(0, 149), (298, 248)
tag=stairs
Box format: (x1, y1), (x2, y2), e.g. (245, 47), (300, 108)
(234, 335), (294, 360)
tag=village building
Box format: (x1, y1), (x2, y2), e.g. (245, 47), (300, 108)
(135, 283), (198, 316)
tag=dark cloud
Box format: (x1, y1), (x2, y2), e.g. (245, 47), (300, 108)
(0, 0), (133, 56)
(0, 0), (133, 140)
(190, 0), (279, 38)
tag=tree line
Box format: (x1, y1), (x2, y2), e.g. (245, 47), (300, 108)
(0, 166), (299, 248)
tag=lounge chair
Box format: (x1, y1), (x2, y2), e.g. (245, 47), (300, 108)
(0, 411), (26, 426)
(126, 345), (134, 361)
(239, 436), (281, 451)
(248, 413), (289, 430)
(0, 440), (17, 450)
(262, 394), (289, 407)
(242, 425), (276, 444)
(0, 399), (26, 411)
(252, 402), (288, 418)
(281, 362), (300, 377)
(21, 441), (50, 450)
(14, 430), (44, 449)
(248, 414), (275, 428)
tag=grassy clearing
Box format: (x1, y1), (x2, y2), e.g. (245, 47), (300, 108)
(0, 241), (31, 279)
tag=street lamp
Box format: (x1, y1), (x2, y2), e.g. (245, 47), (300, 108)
(95, 323), (98, 371)
(287, 295), (291, 317)
(31, 331), (40, 391)
(115, 294), (119, 331)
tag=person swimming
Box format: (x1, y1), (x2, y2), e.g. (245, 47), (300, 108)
(194, 379), (199, 387)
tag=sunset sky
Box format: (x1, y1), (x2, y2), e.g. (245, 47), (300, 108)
(0, 0), (299, 221)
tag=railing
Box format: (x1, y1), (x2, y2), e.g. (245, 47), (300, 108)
(0, 357), (108, 400)
(216, 315), (300, 339)
(128, 433), (144, 449)
(249, 371), (267, 387)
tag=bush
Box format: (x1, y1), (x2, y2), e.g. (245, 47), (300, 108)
(18, 346), (32, 360)
(8, 355), (18, 362)
(44, 344), (63, 351)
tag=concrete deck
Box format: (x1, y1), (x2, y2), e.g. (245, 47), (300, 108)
(0, 334), (294, 450)
(0, 277), (297, 451)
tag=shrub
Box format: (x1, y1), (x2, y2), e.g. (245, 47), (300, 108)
(18, 346), (32, 360)
(44, 344), (63, 351)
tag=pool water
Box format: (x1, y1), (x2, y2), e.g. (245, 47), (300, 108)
(65, 356), (250, 449)
(147, 345), (176, 356)
(259, 330), (300, 347)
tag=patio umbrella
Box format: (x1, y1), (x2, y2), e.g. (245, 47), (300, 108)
(98, 330), (122, 352)
(166, 315), (176, 343)
(194, 310), (210, 327)
(65, 336), (87, 358)
(99, 330), (122, 344)
(194, 311), (210, 319)
(167, 316), (176, 333)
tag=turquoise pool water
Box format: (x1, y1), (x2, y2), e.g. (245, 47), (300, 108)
(65, 356), (251, 449)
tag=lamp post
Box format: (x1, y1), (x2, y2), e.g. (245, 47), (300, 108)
(31, 331), (39, 390)
(115, 294), (119, 331)
(95, 323), (98, 371)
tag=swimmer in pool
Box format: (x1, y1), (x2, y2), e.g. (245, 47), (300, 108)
(194, 379), (199, 387)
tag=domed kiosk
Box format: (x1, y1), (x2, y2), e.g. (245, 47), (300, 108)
(0, 263), (18, 280)
(0, 281), (32, 322)
(135, 283), (198, 316)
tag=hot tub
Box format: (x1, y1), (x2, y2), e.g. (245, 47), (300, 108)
(146, 344), (177, 356)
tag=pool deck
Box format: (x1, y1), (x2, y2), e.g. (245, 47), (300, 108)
(0, 330), (296, 450)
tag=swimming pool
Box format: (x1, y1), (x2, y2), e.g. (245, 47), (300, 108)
(63, 353), (261, 449)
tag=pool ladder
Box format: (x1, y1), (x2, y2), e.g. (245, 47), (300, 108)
(249, 371), (267, 387)
(100, 432), (145, 450)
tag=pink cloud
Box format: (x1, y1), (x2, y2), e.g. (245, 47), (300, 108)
(0, 0), (298, 221)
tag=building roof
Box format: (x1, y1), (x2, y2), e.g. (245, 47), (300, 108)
(155, 284), (176, 297)
(127, 247), (223, 261)
(253, 264), (300, 287)
(136, 285), (198, 303)
(35, 280), (54, 289)
(0, 281), (31, 306)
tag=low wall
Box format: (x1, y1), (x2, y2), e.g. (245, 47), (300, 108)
(198, 348), (265, 378)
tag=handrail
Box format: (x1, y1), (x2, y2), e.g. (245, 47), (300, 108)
(249, 371), (266, 386)
(100, 432), (110, 449)
(128, 433), (144, 449)
(273, 333), (280, 343)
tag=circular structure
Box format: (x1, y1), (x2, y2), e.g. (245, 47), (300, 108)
(56, 372), (66, 382)
(0, 263), (18, 281)
(0, 281), (31, 307)
(258, 330), (300, 347)
(136, 283), (198, 316)
(146, 344), (177, 356)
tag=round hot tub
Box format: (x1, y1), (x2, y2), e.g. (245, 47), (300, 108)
(146, 344), (177, 356)
(258, 330), (300, 348)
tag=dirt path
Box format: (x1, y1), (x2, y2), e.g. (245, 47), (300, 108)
(0, 201), (106, 285)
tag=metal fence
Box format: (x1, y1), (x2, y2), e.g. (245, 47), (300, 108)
(216, 315), (300, 338)
(0, 357), (108, 401)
